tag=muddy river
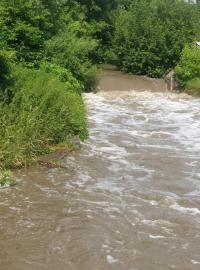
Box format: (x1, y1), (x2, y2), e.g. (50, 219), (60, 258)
(1, 68), (200, 270)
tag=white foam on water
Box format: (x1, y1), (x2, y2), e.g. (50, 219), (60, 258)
(92, 179), (124, 194)
(170, 203), (200, 215)
(106, 255), (118, 264)
(191, 260), (200, 265)
(149, 235), (166, 239)
(149, 200), (159, 206)
(84, 90), (200, 156)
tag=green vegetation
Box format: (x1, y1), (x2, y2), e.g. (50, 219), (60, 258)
(175, 44), (200, 92)
(1, 0), (200, 172)
(0, 171), (16, 188)
(186, 78), (200, 94)
(111, 0), (200, 77)
(0, 66), (87, 169)
(0, 0), (98, 170)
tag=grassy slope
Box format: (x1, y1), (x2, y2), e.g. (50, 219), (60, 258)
(0, 65), (88, 170)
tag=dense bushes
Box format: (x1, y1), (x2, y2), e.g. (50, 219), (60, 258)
(0, 49), (15, 103)
(0, 66), (87, 169)
(0, 0), (100, 85)
(111, 0), (200, 77)
(0, 0), (46, 66)
(186, 78), (200, 94)
(175, 43), (200, 93)
(175, 44), (200, 85)
(0, 53), (10, 94)
(45, 28), (99, 91)
(0, 0), (98, 169)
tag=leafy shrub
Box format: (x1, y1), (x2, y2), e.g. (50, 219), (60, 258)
(0, 171), (16, 188)
(175, 44), (200, 86)
(81, 65), (100, 92)
(45, 28), (99, 91)
(0, 1), (45, 67)
(0, 49), (15, 102)
(0, 53), (10, 90)
(41, 62), (82, 93)
(186, 78), (200, 93)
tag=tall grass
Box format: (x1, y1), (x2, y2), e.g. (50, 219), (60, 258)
(0, 65), (88, 170)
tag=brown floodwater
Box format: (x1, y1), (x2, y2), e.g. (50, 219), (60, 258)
(1, 68), (200, 270)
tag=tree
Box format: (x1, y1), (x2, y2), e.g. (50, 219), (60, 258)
(112, 0), (200, 77)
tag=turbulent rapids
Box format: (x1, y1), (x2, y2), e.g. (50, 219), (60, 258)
(1, 68), (200, 270)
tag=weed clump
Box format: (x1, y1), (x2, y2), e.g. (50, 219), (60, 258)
(0, 171), (16, 188)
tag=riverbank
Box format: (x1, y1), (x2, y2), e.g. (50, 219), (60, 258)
(1, 69), (200, 270)
(0, 66), (88, 177)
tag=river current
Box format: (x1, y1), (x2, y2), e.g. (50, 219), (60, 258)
(1, 68), (200, 270)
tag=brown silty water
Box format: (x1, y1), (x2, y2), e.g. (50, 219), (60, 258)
(1, 67), (200, 270)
